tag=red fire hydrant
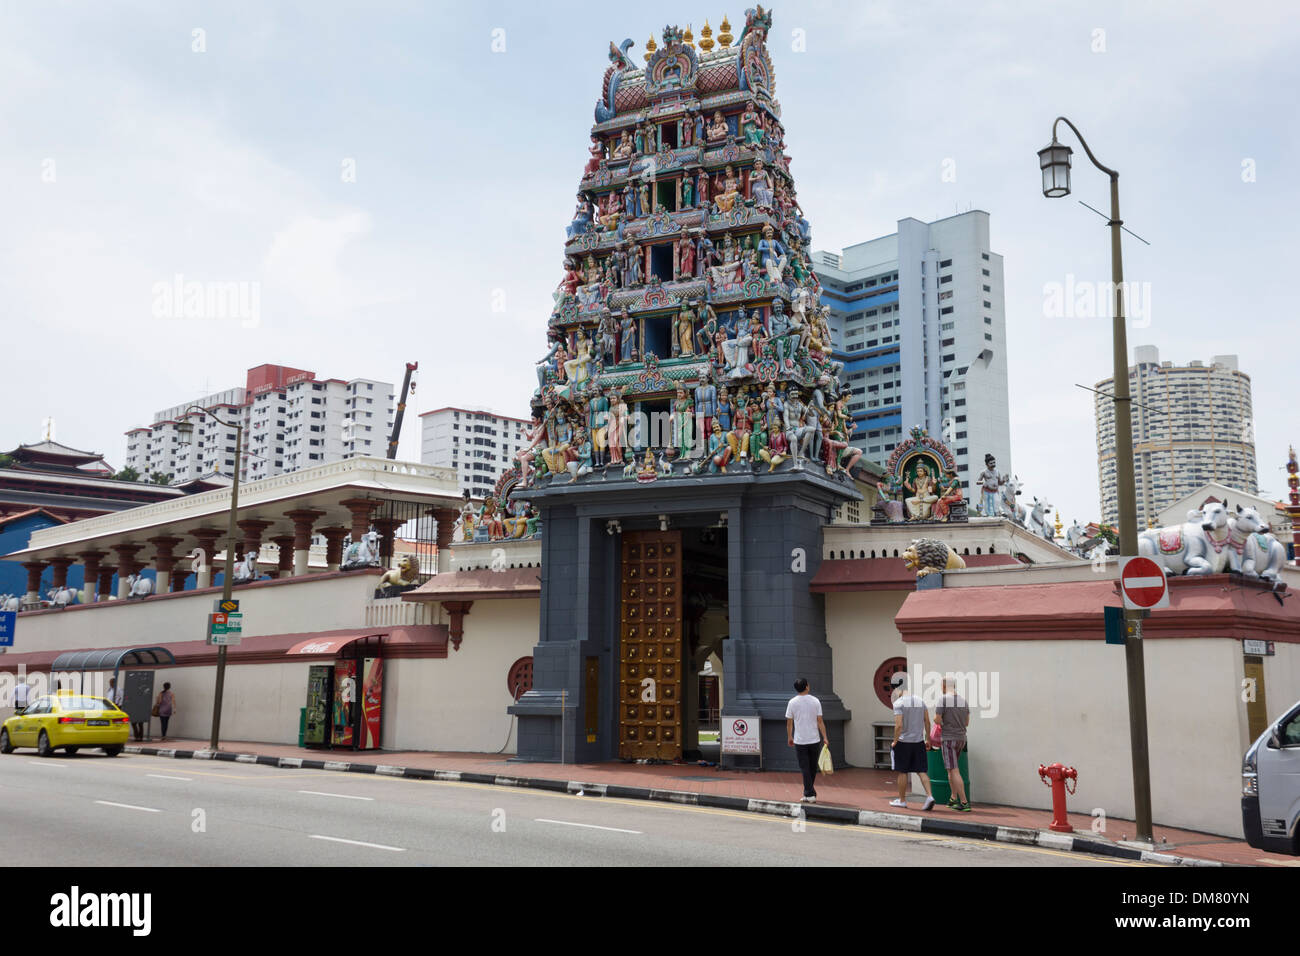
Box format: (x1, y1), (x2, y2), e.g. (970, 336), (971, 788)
(1038, 762), (1078, 833)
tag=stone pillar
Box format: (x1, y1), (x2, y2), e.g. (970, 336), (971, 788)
(97, 565), (116, 602)
(113, 545), (142, 599)
(430, 507), (459, 574)
(49, 556), (74, 591)
(189, 527), (223, 590)
(148, 536), (182, 594)
(78, 551), (106, 602)
(236, 519), (272, 556)
(285, 508), (324, 576)
(22, 561), (46, 606)
(319, 526), (348, 572)
(170, 567), (189, 593)
(372, 516), (403, 567)
(339, 498), (380, 544)
(269, 534), (295, 579)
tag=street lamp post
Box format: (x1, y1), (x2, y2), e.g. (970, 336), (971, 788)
(1038, 117), (1153, 843)
(176, 406), (243, 752)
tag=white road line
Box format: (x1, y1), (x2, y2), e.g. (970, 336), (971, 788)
(146, 773), (192, 781)
(95, 800), (161, 813)
(298, 790), (374, 801)
(534, 818), (642, 834)
(309, 834), (404, 852)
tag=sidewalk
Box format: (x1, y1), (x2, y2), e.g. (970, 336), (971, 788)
(129, 737), (1298, 867)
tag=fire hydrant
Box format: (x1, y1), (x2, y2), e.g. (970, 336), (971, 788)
(1038, 762), (1078, 833)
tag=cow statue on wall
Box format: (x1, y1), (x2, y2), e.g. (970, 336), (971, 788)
(1137, 501), (1234, 575)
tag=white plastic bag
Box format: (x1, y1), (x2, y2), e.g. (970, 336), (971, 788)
(818, 743), (834, 775)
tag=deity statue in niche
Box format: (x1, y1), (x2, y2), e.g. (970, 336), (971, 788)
(619, 312), (639, 363)
(749, 157), (774, 208)
(706, 111), (729, 144)
(904, 460), (940, 520)
(673, 304), (696, 357)
(676, 235), (696, 280)
(714, 166), (741, 213)
(607, 387), (628, 466)
(740, 105), (764, 146)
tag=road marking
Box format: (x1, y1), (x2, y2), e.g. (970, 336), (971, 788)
(534, 818), (642, 834)
(146, 773), (192, 781)
(309, 834), (404, 852)
(298, 790), (374, 801)
(95, 800), (161, 813)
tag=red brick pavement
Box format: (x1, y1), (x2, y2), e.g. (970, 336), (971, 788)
(144, 737), (1297, 867)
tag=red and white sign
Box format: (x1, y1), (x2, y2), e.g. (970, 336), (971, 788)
(1120, 556), (1169, 610)
(721, 716), (761, 756)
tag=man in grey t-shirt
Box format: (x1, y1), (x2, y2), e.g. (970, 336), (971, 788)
(889, 673), (934, 810)
(935, 676), (971, 811)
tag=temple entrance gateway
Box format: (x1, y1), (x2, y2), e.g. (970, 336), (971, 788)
(618, 530), (683, 759)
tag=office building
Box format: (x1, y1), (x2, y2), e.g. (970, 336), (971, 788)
(813, 210), (1011, 498)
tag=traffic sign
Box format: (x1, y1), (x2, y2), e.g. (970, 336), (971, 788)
(1120, 556), (1169, 610)
(208, 611), (243, 646)
(219, 599), (239, 613)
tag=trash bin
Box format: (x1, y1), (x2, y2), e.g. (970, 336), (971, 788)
(297, 707), (307, 748)
(927, 746), (971, 804)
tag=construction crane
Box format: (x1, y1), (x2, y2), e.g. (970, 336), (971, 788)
(386, 362), (419, 460)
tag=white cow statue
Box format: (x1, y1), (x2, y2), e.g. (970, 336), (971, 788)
(1230, 505), (1288, 582)
(342, 530), (381, 570)
(126, 573), (155, 599)
(1137, 501), (1233, 576)
(0, 594), (19, 612)
(47, 586), (79, 608)
(1025, 496), (1054, 541)
(232, 550), (260, 585)
(998, 475), (1025, 526)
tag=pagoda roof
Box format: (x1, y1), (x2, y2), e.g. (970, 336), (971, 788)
(6, 440), (108, 468)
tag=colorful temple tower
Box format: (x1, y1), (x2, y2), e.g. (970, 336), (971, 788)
(511, 9), (858, 768)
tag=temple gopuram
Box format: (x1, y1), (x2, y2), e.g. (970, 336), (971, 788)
(510, 9), (860, 770)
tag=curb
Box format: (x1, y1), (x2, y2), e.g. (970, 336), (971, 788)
(124, 745), (1225, 867)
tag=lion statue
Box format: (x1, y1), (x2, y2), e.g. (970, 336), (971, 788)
(902, 538), (967, 579)
(378, 555), (420, 592)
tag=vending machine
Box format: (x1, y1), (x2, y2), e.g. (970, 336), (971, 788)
(304, 665), (333, 747)
(359, 657), (384, 750)
(332, 660), (357, 747)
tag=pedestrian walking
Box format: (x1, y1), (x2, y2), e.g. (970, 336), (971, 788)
(935, 676), (972, 812)
(107, 677), (123, 708)
(785, 678), (828, 803)
(14, 675), (31, 714)
(889, 673), (935, 810)
(155, 682), (176, 741)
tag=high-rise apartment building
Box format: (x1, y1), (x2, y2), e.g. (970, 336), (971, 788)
(1094, 346), (1257, 527)
(419, 407), (533, 498)
(123, 364), (394, 485)
(813, 210), (1011, 497)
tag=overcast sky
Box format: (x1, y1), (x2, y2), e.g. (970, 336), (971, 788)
(2, 1), (1296, 525)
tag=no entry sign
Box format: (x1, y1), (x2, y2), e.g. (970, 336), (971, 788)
(1120, 556), (1169, 610)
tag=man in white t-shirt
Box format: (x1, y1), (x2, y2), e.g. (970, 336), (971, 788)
(785, 678), (829, 803)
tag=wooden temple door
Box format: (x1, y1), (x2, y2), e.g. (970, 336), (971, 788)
(619, 530), (683, 760)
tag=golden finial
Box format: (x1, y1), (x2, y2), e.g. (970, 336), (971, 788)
(699, 20), (715, 52)
(644, 33), (657, 62)
(1054, 512), (1063, 536)
(684, 23), (695, 49)
(718, 15), (733, 48)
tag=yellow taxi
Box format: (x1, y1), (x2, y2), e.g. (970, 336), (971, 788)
(1, 691), (130, 757)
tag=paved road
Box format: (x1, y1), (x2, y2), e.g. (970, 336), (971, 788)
(0, 751), (1148, 866)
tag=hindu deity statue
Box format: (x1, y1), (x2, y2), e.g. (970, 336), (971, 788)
(905, 461), (940, 520)
(931, 470), (965, 523)
(597, 313), (618, 366)
(714, 166), (741, 214)
(757, 223), (787, 285)
(976, 454), (1003, 517)
(706, 110), (729, 144)
(672, 304), (695, 357)
(562, 329), (594, 392)
(671, 385), (694, 460)
(749, 157), (774, 209)
(619, 312), (638, 363)
(608, 387), (628, 466)
(704, 419), (731, 473)
(681, 175), (694, 208)
(583, 135), (604, 176)
(760, 424), (789, 472)
(676, 235), (695, 280)
(566, 428), (594, 483)
(612, 130), (634, 160)
(740, 105), (764, 147)
(588, 388), (610, 467)
(693, 373), (718, 437)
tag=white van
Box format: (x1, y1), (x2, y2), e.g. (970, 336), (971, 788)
(1242, 699), (1300, 855)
